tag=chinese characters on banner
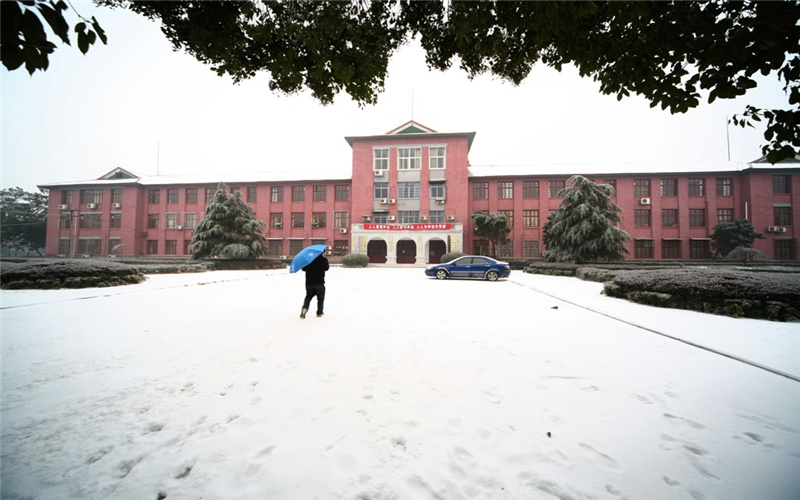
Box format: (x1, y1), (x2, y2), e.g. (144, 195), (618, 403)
(363, 223), (452, 231)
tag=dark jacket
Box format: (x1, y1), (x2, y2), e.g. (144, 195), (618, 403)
(303, 255), (329, 286)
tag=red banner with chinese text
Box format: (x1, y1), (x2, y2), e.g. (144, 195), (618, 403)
(363, 223), (452, 231)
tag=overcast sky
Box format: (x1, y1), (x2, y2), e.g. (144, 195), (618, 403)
(1, 1), (792, 193)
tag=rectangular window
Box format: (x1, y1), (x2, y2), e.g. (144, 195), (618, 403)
(165, 240), (178, 255)
(774, 206), (792, 226)
(397, 147), (421, 170)
(689, 209), (706, 227)
(58, 238), (70, 255)
(499, 210), (514, 227)
(662, 209), (679, 227)
(265, 239), (282, 256)
(373, 148), (389, 170)
(634, 209), (651, 227)
(108, 237), (121, 255)
(662, 240), (682, 259)
(334, 211), (349, 228)
(429, 210), (445, 223)
(291, 186), (305, 202)
(497, 240), (514, 258)
(523, 180), (539, 198)
(603, 180), (617, 195)
(291, 212), (304, 228)
(397, 210), (420, 224)
(311, 212), (327, 228)
(271, 186), (284, 202)
(77, 238), (101, 255)
(59, 213), (71, 229)
(149, 189), (160, 204)
(473, 239), (490, 256)
(313, 185), (327, 202)
(775, 239), (795, 260)
(205, 188), (216, 203)
(523, 240), (541, 258)
(184, 239), (193, 255)
(335, 184), (350, 201)
(167, 189), (179, 204)
(372, 212), (389, 224)
(523, 209), (539, 227)
(247, 187), (258, 202)
(430, 182), (445, 199)
(165, 213), (179, 229)
(81, 189), (103, 204)
(498, 181), (514, 199)
(184, 213), (198, 229)
(186, 188), (198, 204)
(374, 182), (389, 199)
(148, 214), (159, 229)
(398, 182), (420, 199)
(146, 240), (158, 255)
(634, 239), (654, 259)
(61, 190), (73, 205)
(690, 240), (710, 259)
(334, 239), (349, 256)
(429, 146), (445, 169)
(717, 208), (733, 223)
(110, 212), (121, 229)
(716, 178), (732, 196)
(633, 179), (651, 197)
(271, 213), (283, 228)
(111, 189), (122, 205)
(80, 213), (102, 229)
(773, 175), (791, 194)
(548, 180), (565, 198)
(688, 178), (705, 196)
(660, 179), (677, 197)
(473, 182), (489, 199)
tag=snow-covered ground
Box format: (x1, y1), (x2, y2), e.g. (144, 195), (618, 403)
(1, 267), (798, 500)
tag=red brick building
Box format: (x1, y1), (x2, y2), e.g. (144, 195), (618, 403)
(40, 121), (799, 261)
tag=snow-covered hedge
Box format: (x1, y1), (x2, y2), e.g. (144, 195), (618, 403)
(604, 268), (800, 322)
(341, 253), (369, 267)
(0, 260), (146, 289)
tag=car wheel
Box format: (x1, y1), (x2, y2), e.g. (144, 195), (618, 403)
(486, 270), (499, 281)
(436, 269), (448, 280)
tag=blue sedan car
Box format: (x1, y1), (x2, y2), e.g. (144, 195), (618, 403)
(425, 255), (511, 281)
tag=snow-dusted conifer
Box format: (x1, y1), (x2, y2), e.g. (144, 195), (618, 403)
(471, 211), (511, 258)
(543, 175), (630, 263)
(189, 183), (267, 260)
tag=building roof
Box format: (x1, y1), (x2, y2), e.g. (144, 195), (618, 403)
(344, 120), (477, 150)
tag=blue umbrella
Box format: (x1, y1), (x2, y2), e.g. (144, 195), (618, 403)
(289, 244), (328, 273)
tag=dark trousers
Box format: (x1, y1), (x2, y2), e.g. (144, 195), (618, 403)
(302, 284), (326, 314)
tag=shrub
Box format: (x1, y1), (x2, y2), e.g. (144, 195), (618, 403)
(341, 253), (369, 267)
(440, 252), (465, 263)
(576, 267), (626, 283)
(0, 260), (146, 289)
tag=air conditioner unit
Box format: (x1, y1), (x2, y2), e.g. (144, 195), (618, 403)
(112, 203), (121, 208)
(639, 198), (651, 205)
(387, 216), (396, 222)
(766, 226), (778, 233)
(274, 222), (282, 228)
(177, 225), (183, 230)
(435, 199), (445, 204)
(776, 227), (787, 233)
(388, 199), (396, 204)
(420, 215), (428, 221)
(373, 169), (384, 176)
(87, 203), (97, 209)
(339, 228), (348, 233)
(446, 215), (456, 221)
(58, 204), (69, 210)
(379, 198), (389, 204)
(362, 215), (371, 222)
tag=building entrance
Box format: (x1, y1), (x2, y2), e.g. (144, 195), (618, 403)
(428, 239), (446, 263)
(367, 239), (387, 263)
(396, 239), (417, 264)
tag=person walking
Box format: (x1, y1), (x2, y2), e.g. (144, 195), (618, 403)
(300, 253), (329, 318)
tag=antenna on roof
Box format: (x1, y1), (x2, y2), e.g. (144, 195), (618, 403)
(156, 139), (160, 176)
(411, 90), (414, 121)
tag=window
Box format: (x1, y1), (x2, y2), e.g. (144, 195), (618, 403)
(397, 147), (421, 170)
(335, 184), (350, 201)
(291, 212), (304, 228)
(398, 182), (420, 199)
(662, 209), (679, 227)
(108, 237), (121, 255)
(58, 238), (70, 255)
(690, 240), (710, 259)
(429, 211), (445, 223)
(271, 213), (283, 228)
(373, 148), (389, 170)
(313, 185), (327, 202)
(662, 240), (682, 259)
(372, 212), (389, 224)
(291, 186), (305, 202)
(184, 213), (198, 229)
(265, 239), (282, 256)
(523, 210), (539, 227)
(167, 189), (179, 204)
(716, 178), (732, 196)
(523, 240), (541, 258)
(660, 179), (677, 197)
(398, 210), (420, 224)
(184, 239), (193, 255)
(497, 240), (514, 258)
(81, 189), (103, 204)
(333, 239), (349, 255)
(773, 175), (791, 194)
(717, 209), (733, 223)
(429, 146), (445, 169)
(149, 189), (160, 204)
(774, 206), (792, 226)
(498, 181), (514, 199)
(548, 180), (565, 198)
(688, 178), (705, 196)
(186, 188), (198, 204)
(312, 212), (327, 228)
(374, 182), (389, 199)
(473, 239), (490, 256)
(247, 187), (258, 202)
(61, 190), (73, 205)
(473, 182), (489, 199)
(430, 182), (445, 199)
(77, 238), (101, 255)
(633, 179), (651, 197)
(603, 180), (617, 195)
(499, 210), (514, 227)
(689, 209), (706, 227)
(775, 240), (795, 260)
(111, 189), (122, 205)
(80, 213), (102, 229)
(165, 240), (178, 255)
(634, 239), (654, 258)
(334, 211), (349, 228)
(146, 240), (158, 255)
(59, 213), (71, 229)
(147, 214), (159, 229)
(110, 212), (121, 229)
(523, 181), (539, 198)
(634, 209), (651, 227)
(271, 186), (284, 202)
(165, 213), (179, 229)
(205, 188), (216, 203)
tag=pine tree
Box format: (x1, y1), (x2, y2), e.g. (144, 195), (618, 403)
(471, 211), (510, 258)
(189, 183), (267, 260)
(710, 219), (766, 258)
(543, 175), (630, 263)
